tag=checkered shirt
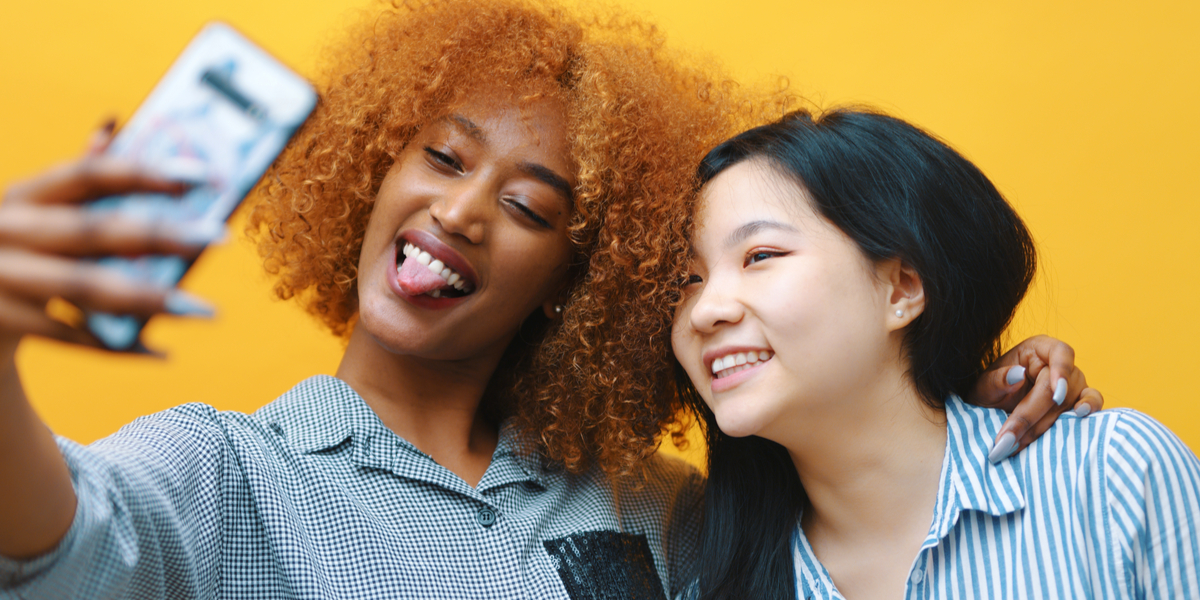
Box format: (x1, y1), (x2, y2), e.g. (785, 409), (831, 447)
(0, 375), (703, 599)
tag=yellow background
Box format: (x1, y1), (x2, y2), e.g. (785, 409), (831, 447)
(2, 0), (1197, 465)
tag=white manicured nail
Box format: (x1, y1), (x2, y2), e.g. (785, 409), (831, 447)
(1071, 404), (1092, 418)
(165, 290), (215, 318)
(1005, 365), (1026, 386)
(173, 221), (228, 245)
(1052, 378), (1068, 406)
(988, 432), (1018, 464)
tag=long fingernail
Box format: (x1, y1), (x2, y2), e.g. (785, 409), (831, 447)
(1052, 378), (1068, 405)
(1071, 404), (1092, 418)
(153, 156), (210, 185)
(172, 221), (228, 246)
(988, 432), (1018, 464)
(165, 291), (215, 318)
(1005, 365), (1026, 386)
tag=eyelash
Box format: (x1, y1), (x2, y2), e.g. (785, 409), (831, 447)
(424, 147), (554, 229)
(423, 147), (462, 172)
(745, 249), (784, 266)
(505, 198), (552, 228)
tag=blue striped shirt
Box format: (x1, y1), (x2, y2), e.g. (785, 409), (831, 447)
(792, 396), (1200, 599)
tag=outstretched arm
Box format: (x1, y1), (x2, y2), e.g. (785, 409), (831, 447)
(965, 335), (1104, 463)
(0, 128), (215, 558)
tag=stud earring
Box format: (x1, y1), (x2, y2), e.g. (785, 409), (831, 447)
(554, 305), (564, 315)
(895, 310), (904, 318)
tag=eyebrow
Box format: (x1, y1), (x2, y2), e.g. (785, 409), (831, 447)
(445, 113), (574, 205)
(447, 114), (486, 142)
(519, 162), (575, 205)
(725, 219), (798, 247)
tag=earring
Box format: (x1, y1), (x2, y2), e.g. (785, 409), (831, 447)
(554, 305), (564, 315)
(895, 310), (904, 318)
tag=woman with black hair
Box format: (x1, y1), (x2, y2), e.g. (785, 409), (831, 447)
(673, 109), (1200, 599)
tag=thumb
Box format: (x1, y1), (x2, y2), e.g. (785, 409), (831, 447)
(969, 364), (1027, 409)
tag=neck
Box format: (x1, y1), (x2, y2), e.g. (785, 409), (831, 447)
(335, 326), (502, 487)
(776, 364), (947, 546)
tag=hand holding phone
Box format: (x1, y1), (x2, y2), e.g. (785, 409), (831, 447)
(84, 23), (317, 350)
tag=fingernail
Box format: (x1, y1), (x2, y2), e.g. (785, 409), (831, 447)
(1005, 365), (1026, 386)
(153, 156), (211, 186)
(165, 290), (215, 318)
(1052, 378), (1068, 406)
(988, 432), (1018, 464)
(1071, 404), (1092, 418)
(172, 221), (228, 246)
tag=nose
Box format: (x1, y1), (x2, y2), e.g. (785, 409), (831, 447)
(428, 180), (490, 243)
(686, 277), (744, 333)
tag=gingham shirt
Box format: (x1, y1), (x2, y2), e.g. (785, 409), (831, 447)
(0, 375), (703, 599)
(792, 396), (1200, 599)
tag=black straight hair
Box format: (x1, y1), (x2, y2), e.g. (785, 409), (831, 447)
(684, 108), (1037, 600)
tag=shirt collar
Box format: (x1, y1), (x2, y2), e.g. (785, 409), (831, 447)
(255, 375), (547, 492)
(926, 395), (1027, 545)
(791, 395), (1029, 598)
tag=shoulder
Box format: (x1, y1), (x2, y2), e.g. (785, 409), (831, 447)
(1087, 409), (1200, 494)
(615, 453), (705, 508)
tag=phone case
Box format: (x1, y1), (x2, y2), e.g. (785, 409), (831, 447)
(85, 22), (317, 350)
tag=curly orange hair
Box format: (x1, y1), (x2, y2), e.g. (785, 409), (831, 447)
(247, 0), (754, 475)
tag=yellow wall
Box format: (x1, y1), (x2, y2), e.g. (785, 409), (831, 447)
(2, 0), (1197, 465)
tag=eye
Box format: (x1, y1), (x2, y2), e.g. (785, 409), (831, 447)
(745, 250), (782, 266)
(681, 273), (703, 287)
(423, 147), (463, 173)
(503, 197), (552, 229)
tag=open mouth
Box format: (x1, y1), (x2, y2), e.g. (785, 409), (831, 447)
(395, 241), (476, 299)
(711, 350), (774, 379)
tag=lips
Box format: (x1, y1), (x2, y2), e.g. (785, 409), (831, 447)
(700, 348), (773, 394)
(391, 229), (479, 302)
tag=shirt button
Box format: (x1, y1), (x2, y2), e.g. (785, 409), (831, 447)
(476, 507), (497, 528)
(910, 568), (925, 584)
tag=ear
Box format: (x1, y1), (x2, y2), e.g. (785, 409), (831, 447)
(542, 298), (564, 319)
(877, 258), (925, 332)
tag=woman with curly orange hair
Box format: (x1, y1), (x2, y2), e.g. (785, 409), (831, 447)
(0, 0), (1093, 597)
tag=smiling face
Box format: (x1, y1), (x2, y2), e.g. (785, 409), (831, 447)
(354, 92), (575, 364)
(672, 159), (903, 440)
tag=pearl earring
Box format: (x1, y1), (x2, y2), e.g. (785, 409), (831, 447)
(554, 305), (564, 315)
(895, 310), (904, 318)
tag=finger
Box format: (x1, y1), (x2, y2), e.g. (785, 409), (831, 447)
(0, 292), (105, 349)
(84, 119), (117, 156)
(3, 156), (189, 207)
(0, 205), (224, 257)
(1040, 340), (1077, 408)
(969, 363), (1029, 408)
(1069, 388), (1104, 418)
(988, 366), (1056, 463)
(0, 250), (172, 317)
(1016, 367), (1089, 448)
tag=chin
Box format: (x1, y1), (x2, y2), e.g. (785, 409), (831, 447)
(712, 406), (771, 439)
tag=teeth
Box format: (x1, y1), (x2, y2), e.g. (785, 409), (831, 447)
(711, 350), (774, 376)
(400, 242), (473, 295)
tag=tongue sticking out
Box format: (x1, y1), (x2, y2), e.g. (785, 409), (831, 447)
(396, 257), (450, 296)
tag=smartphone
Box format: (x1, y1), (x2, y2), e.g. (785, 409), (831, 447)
(84, 22), (317, 351)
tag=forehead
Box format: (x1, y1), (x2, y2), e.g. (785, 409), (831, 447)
(440, 91), (569, 146)
(695, 159), (811, 241)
